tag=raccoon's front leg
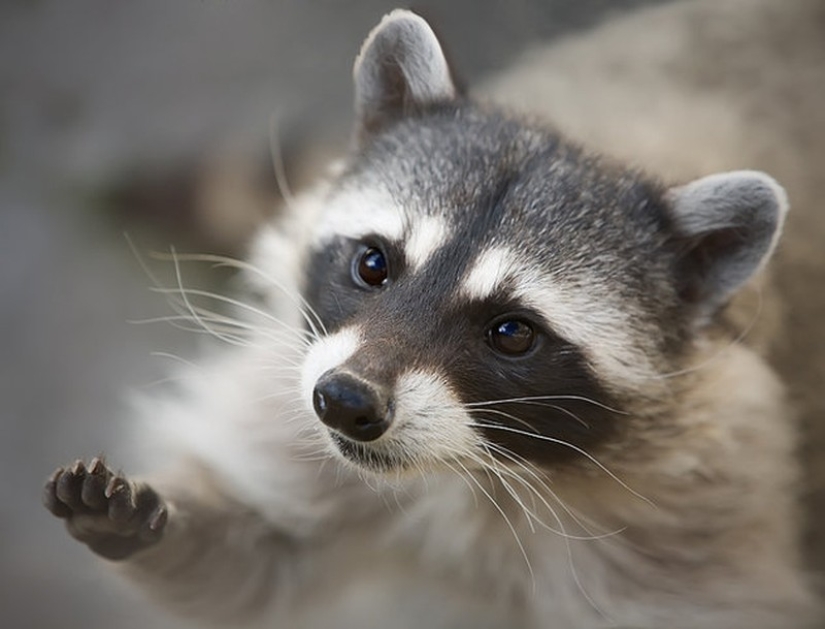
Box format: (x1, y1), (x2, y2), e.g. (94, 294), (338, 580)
(44, 458), (288, 622)
(43, 458), (167, 560)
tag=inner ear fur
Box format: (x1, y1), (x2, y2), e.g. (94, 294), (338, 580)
(353, 10), (457, 142)
(665, 170), (788, 321)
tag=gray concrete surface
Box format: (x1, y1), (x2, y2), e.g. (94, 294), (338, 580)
(0, 2), (662, 627)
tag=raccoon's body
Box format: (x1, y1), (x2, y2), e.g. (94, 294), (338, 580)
(44, 2), (824, 628)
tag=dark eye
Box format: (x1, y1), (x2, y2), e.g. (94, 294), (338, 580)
(353, 246), (388, 288)
(488, 319), (536, 356)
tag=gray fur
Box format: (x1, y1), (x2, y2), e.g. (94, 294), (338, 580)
(666, 170), (788, 319)
(44, 3), (825, 628)
(353, 10), (457, 140)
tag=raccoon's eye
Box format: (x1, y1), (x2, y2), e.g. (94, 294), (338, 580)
(353, 246), (388, 288)
(487, 320), (536, 356)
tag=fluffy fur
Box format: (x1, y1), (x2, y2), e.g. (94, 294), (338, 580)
(44, 2), (825, 628)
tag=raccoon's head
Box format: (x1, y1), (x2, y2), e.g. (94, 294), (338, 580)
(291, 11), (787, 475)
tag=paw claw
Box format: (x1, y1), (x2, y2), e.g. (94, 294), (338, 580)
(81, 464), (109, 511)
(107, 477), (136, 523)
(56, 468), (85, 511)
(104, 475), (123, 498)
(43, 459), (167, 560)
(149, 504), (168, 531)
(88, 457), (106, 475)
(141, 505), (168, 542)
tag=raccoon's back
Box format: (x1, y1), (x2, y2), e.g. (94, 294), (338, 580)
(481, 0), (825, 573)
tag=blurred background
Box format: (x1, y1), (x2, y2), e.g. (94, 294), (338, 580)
(0, 1), (669, 627)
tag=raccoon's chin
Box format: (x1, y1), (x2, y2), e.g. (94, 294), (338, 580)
(327, 433), (412, 474)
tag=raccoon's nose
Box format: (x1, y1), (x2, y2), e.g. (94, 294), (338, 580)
(312, 372), (390, 442)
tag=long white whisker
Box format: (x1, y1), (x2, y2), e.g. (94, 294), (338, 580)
(479, 446), (611, 619)
(471, 408), (543, 434)
(268, 112), (297, 209)
(149, 351), (200, 370)
(468, 421), (655, 509)
(135, 311), (255, 346)
(125, 235), (231, 341)
(167, 246), (252, 347)
(149, 286), (314, 338)
(126, 234), (323, 347)
(454, 461), (536, 589)
(470, 450), (539, 535)
(442, 460), (479, 508)
(132, 308), (310, 343)
(476, 444), (624, 542)
(467, 395), (628, 416)
(154, 251), (327, 339)
(473, 403), (590, 429)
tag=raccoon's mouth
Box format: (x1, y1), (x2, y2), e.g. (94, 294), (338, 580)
(328, 433), (409, 473)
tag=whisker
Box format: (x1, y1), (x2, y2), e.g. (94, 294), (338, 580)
(157, 252), (327, 339)
(133, 308), (310, 343)
(126, 235), (239, 343)
(149, 351), (201, 370)
(126, 232), (323, 351)
(476, 444), (624, 542)
(136, 313), (253, 346)
(466, 395), (628, 416)
(168, 247), (252, 347)
(149, 285), (314, 339)
(268, 112), (297, 210)
(454, 460), (536, 589)
(468, 450), (539, 535)
(480, 447), (612, 618)
(471, 403), (590, 430)
(467, 421), (655, 510)
(442, 460), (479, 508)
(470, 408), (542, 435)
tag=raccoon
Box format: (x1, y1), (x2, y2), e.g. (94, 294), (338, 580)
(43, 5), (823, 629)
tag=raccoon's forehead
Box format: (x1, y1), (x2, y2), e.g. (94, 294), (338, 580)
(312, 107), (669, 279)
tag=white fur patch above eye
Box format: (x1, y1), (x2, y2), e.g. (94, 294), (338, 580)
(300, 327), (362, 415)
(460, 246), (519, 300)
(461, 248), (658, 390)
(312, 186), (405, 245)
(405, 215), (450, 270)
(513, 277), (658, 390)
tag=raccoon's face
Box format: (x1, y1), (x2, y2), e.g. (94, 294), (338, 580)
(293, 11), (788, 475)
(299, 113), (673, 474)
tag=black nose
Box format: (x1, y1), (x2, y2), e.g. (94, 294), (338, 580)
(312, 372), (391, 442)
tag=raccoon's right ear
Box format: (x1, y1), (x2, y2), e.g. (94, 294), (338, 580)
(665, 170), (788, 323)
(353, 10), (458, 142)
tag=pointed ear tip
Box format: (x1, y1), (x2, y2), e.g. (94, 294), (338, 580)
(354, 9), (431, 74)
(382, 8), (426, 24)
(738, 170), (790, 216)
(724, 170), (791, 224)
(670, 170), (790, 216)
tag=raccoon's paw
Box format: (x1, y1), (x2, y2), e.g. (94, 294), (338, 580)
(43, 458), (168, 561)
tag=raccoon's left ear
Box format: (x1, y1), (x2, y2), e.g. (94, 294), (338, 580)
(353, 10), (457, 142)
(665, 170), (788, 321)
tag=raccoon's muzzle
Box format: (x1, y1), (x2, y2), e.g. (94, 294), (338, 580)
(313, 371), (392, 442)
